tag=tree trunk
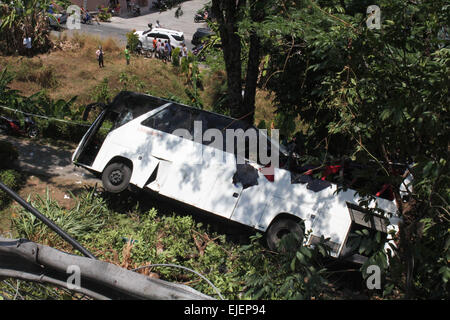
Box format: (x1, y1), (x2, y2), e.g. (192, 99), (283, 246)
(242, 0), (265, 126)
(211, 0), (245, 120)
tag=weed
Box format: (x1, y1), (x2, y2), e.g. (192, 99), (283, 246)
(12, 187), (106, 247)
(91, 77), (112, 104)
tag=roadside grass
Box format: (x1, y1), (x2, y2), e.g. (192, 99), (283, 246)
(7, 185), (366, 300)
(0, 32), (190, 107)
(0, 32), (276, 127)
(9, 185), (249, 299)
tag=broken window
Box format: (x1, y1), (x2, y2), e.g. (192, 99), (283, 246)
(232, 163), (259, 189)
(109, 92), (167, 130)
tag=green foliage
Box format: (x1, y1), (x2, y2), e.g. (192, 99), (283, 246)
(171, 47), (181, 67)
(12, 187), (106, 245)
(91, 77), (112, 104)
(259, 0), (449, 299)
(97, 8), (112, 22)
(0, 68), (22, 107)
(274, 111), (296, 141)
(0, 0), (53, 55)
(234, 234), (329, 299)
(0, 169), (22, 210)
(179, 53), (204, 109)
(9, 187), (338, 300)
(126, 31), (140, 53)
(0, 68), (87, 142)
(118, 72), (129, 90)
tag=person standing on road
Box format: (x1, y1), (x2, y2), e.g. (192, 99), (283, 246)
(96, 46), (104, 68)
(124, 45), (130, 65)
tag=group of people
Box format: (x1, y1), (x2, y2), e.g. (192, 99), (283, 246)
(152, 38), (172, 62)
(93, 26), (190, 68)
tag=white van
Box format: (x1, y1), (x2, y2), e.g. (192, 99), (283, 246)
(73, 92), (403, 263)
(134, 28), (185, 50)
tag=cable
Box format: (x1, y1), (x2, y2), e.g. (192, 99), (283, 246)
(132, 263), (224, 300)
(0, 105), (91, 127)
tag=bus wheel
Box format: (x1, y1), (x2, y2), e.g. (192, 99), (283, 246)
(102, 162), (132, 193)
(266, 218), (304, 252)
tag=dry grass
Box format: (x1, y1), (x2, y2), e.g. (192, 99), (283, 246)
(0, 32), (281, 128)
(0, 32), (189, 106)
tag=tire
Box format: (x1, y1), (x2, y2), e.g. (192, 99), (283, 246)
(27, 126), (39, 138)
(102, 161), (132, 193)
(266, 218), (304, 251)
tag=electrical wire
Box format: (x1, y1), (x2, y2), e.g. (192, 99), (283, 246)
(0, 105), (91, 127)
(132, 263), (224, 300)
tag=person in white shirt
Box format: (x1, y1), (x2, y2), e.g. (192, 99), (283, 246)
(181, 43), (188, 58)
(96, 46), (104, 68)
(23, 35), (32, 56)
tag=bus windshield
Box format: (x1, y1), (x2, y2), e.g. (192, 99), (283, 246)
(74, 92), (168, 166)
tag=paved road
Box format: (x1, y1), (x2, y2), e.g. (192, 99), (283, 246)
(0, 134), (98, 185)
(56, 0), (209, 50)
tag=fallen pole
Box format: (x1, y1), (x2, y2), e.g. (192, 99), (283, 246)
(0, 181), (96, 259)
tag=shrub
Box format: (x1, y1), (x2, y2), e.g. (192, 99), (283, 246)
(39, 120), (88, 143)
(97, 9), (112, 22)
(12, 187), (106, 246)
(126, 30), (140, 53)
(90, 77), (112, 104)
(171, 47), (181, 67)
(0, 169), (23, 210)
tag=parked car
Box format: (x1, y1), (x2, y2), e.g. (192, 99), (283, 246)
(134, 27), (185, 50)
(73, 91), (405, 264)
(191, 27), (214, 46)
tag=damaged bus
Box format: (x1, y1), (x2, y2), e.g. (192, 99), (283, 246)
(73, 91), (408, 264)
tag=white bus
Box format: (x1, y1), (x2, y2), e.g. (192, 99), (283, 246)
(73, 91), (404, 263)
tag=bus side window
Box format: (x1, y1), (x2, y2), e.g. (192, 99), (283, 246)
(142, 107), (174, 131)
(141, 105), (195, 139)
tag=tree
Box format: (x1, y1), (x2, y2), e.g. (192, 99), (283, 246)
(0, 0), (54, 55)
(193, 0), (449, 298)
(262, 0), (449, 298)
(210, 0), (246, 121)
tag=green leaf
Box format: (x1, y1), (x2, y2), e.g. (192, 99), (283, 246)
(296, 251), (305, 264)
